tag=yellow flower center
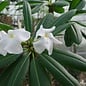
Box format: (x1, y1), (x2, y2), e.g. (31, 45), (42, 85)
(9, 34), (14, 38)
(45, 33), (49, 38)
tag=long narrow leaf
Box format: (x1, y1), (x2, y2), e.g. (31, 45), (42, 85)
(69, 0), (81, 10)
(23, 1), (32, 32)
(30, 57), (51, 86)
(16, 1), (44, 6)
(76, 0), (86, 10)
(64, 26), (74, 46)
(0, 22), (13, 31)
(53, 1), (69, 7)
(36, 13), (55, 32)
(76, 10), (86, 14)
(42, 13), (55, 28)
(0, 63), (16, 86)
(72, 24), (82, 44)
(0, 1), (9, 12)
(32, 4), (42, 14)
(70, 21), (86, 27)
(64, 25), (82, 46)
(53, 9), (77, 27)
(52, 49), (86, 71)
(0, 54), (20, 68)
(53, 22), (72, 35)
(39, 54), (80, 86)
(54, 7), (64, 13)
(81, 31), (86, 39)
(7, 53), (30, 86)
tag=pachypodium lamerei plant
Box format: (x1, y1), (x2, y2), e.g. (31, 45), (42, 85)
(0, 0), (86, 86)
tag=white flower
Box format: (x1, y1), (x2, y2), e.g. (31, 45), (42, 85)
(33, 25), (62, 55)
(0, 31), (8, 56)
(0, 29), (30, 56)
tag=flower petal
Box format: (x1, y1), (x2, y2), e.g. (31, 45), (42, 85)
(33, 38), (45, 54)
(49, 33), (62, 44)
(44, 26), (55, 32)
(36, 25), (45, 38)
(0, 40), (7, 56)
(43, 38), (53, 55)
(8, 29), (30, 42)
(0, 31), (8, 39)
(0, 47), (7, 56)
(51, 0), (55, 3)
(36, 25), (55, 38)
(0, 48), (7, 56)
(4, 38), (23, 54)
(0, 31), (8, 56)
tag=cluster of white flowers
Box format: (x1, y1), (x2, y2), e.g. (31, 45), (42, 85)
(0, 25), (62, 56)
(0, 29), (30, 56)
(33, 25), (62, 55)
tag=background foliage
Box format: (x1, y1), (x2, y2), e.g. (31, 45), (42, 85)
(0, 0), (86, 86)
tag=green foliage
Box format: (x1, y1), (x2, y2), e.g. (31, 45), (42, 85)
(52, 0), (69, 13)
(0, 1), (9, 12)
(7, 54), (30, 86)
(0, 54), (20, 68)
(81, 31), (86, 39)
(64, 24), (82, 46)
(0, 54), (30, 86)
(53, 22), (72, 35)
(70, 21), (86, 27)
(52, 49), (86, 71)
(30, 57), (51, 86)
(53, 1), (69, 7)
(16, 0), (44, 12)
(54, 7), (65, 13)
(42, 13), (55, 28)
(69, 0), (86, 10)
(23, 0), (32, 32)
(16, 0), (43, 6)
(0, 0), (86, 86)
(39, 54), (80, 86)
(32, 4), (42, 14)
(53, 9), (77, 27)
(0, 22), (13, 31)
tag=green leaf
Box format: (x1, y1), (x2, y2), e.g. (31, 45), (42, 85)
(76, 10), (86, 14)
(69, 0), (81, 9)
(42, 13), (55, 28)
(64, 26), (74, 46)
(53, 10), (77, 27)
(16, 1), (43, 6)
(69, 0), (85, 10)
(7, 53), (30, 86)
(30, 57), (51, 86)
(65, 0), (72, 1)
(53, 1), (69, 7)
(81, 31), (86, 39)
(23, 1), (32, 32)
(54, 7), (64, 13)
(70, 21), (86, 27)
(51, 49), (86, 71)
(35, 13), (55, 32)
(64, 25), (82, 46)
(76, 0), (86, 10)
(39, 54), (80, 86)
(16, 0), (43, 11)
(0, 54), (20, 68)
(32, 4), (42, 14)
(0, 22), (13, 31)
(72, 25), (82, 44)
(0, 1), (9, 12)
(53, 22), (72, 35)
(0, 62), (16, 86)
